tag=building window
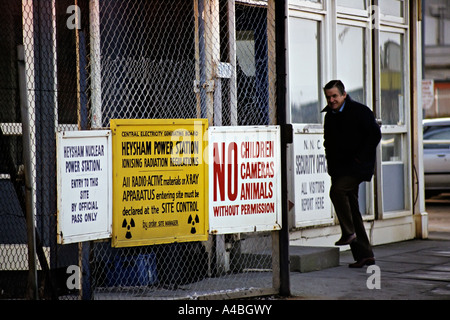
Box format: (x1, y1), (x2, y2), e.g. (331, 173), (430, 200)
(337, 0), (366, 11)
(336, 24), (366, 104)
(379, 0), (404, 18)
(289, 17), (322, 124)
(381, 134), (403, 162)
(291, 0), (323, 10)
(379, 31), (405, 125)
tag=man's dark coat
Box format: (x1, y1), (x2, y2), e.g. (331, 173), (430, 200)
(321, 95), (381, 182)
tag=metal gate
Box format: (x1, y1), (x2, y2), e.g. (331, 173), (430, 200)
(0, 0), (282, 300)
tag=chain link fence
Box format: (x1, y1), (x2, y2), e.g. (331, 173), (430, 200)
(0, 0), (279, 300)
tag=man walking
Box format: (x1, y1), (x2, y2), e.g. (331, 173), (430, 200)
(321, 80), (381, 268)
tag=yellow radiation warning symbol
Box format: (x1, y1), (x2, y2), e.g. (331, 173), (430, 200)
(111, 119), (209, 247)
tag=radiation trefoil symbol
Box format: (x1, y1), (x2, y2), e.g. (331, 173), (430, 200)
(188, 214), (199, 234)
(122, 218), (135, 239)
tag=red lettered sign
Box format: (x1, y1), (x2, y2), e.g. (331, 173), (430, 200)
(208, 126), (282, 234)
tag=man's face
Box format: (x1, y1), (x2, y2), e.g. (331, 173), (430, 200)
(324, 87), (347, 111)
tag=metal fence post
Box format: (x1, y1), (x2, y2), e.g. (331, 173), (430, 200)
(76, 10), (93, 298)
(275, 0), (291, 297)
(18, 44), (38, 300)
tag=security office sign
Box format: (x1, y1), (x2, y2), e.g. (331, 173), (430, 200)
(110, 119), (208, 247)
(209, 126), (282, 234)
(57, 130), (112, 244)
(293, 129), (332, 227)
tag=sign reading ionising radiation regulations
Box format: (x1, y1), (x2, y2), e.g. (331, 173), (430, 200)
(110, 119), (208, 247)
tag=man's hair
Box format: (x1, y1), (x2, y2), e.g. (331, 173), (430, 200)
(323, 80), (346, 95)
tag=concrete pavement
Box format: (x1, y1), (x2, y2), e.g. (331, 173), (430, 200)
(289, 235), (450, 299)
(287, 196), (450, 300)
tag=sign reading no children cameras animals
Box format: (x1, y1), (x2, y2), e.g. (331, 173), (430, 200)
(209, 126), (282, 234)
(110, 119), (208, 247)
(57, 130), (112, 244)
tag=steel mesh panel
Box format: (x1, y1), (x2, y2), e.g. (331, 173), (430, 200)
(0, 0), (278, 300)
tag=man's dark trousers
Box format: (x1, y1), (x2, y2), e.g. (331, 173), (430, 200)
(330, 175), (374, 261)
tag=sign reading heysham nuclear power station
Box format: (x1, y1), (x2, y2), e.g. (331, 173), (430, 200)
(56, 130), (112, 244)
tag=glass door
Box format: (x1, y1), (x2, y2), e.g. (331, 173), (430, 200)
(377, 26), (411, 216)
(335, 0), (374, 218)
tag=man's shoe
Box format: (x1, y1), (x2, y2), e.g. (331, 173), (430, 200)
(348, 257), (375, 268)
(334, 233), (356, 246)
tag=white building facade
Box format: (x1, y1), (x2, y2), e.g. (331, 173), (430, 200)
(286, 0), (427, 247)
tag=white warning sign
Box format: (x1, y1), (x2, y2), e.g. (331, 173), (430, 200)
(293, 131), (332, 227)
(208, 126), (282, 234)
(56, 130), (112, 244)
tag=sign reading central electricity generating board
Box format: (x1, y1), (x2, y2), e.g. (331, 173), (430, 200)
(110, 119), (208, 247)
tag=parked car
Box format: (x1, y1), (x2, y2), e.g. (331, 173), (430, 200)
(423, 118), (450, 198)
